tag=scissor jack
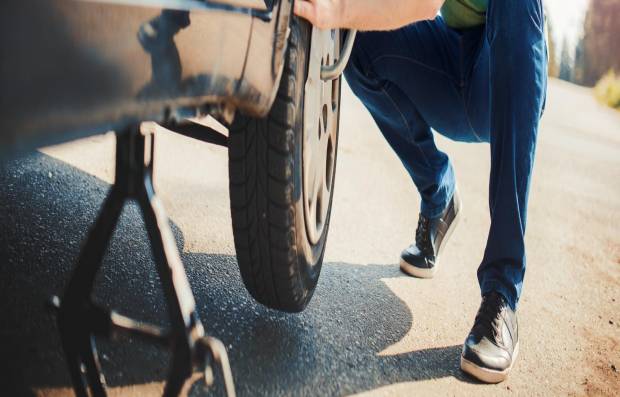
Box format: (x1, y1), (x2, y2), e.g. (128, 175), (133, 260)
(50, 124), (235, 397)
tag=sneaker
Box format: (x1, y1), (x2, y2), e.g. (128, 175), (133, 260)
(460, 292), (519, 383)
(399, 188), (461, 278)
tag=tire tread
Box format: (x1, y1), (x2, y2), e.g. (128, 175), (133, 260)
(228, 19), (309, 312)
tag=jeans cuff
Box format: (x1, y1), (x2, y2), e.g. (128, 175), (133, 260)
(420, 184), (455, 219)
(420, 202), (448, 219)
(480, 279), (518, 311)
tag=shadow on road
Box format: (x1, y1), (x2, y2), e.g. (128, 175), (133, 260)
(0, 152), (470, 396)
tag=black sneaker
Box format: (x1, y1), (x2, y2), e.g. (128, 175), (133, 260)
(399, 188), (461, 278)
(461, 292), (519, 383)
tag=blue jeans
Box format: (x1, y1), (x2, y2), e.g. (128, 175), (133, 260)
(344, 0), (547, 310)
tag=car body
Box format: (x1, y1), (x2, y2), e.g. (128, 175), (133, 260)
(1, 0), (356, 316)
(0, 0), (291, 156)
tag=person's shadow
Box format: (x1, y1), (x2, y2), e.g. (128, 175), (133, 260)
(0, 151), (471, 397)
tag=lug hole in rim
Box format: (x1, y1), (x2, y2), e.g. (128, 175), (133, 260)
(332, 80), (339, 111)
(315, 194), (322, 227)
(326, 138), (333, 192)
(322, 104), (328, 134)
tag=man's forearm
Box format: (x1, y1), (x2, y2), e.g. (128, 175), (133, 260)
(294, 0), (444, 31)
(342, 0), (443, 31)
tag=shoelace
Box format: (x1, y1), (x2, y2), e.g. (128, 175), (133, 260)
(473, 292), (505, 340)
(415, 215), (432, 255)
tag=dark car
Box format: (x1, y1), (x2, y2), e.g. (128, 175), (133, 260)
(1, 0), (356, 313)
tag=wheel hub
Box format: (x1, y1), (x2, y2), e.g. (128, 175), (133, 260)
(303, 28), (340, 245)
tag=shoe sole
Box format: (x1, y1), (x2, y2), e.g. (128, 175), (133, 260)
(460, 342), (520, 384)
(399, 259), (436, 278)
(399, 189), (462, 279)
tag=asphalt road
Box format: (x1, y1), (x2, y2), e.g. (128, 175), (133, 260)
(1, 79), (619, 396)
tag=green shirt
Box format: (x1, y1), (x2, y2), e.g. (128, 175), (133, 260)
(440, 0), (488, 29)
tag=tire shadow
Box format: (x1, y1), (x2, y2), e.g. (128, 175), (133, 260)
(0, 151), (471, 397)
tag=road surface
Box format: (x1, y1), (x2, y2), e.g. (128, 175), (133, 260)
(1, 79), (619, 396)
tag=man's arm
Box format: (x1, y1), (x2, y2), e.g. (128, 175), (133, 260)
(294, 0), (444, 31)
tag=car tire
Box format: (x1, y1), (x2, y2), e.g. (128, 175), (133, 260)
(228, 17), (341, 312)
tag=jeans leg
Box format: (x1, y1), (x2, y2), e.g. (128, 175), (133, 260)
(344, 21), (470, 217)
(478, 0), (547, 309)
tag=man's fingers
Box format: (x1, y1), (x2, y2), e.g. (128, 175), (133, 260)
(294, 0), (316, 24)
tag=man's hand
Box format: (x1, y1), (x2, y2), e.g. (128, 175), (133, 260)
(294, 0), (347, 30)
(293, 0), (443, 31)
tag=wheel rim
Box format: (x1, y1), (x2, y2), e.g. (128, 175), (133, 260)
(303, 29), (340, 245)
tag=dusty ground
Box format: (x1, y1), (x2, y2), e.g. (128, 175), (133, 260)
(0, 79), (618, 396)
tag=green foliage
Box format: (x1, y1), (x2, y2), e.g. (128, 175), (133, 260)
(594, 70), (620, 109)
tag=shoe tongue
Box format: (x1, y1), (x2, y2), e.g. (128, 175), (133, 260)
(485, 291), (505, 307)
(474, 292), (505, 339)
(415, 215), (433, 253)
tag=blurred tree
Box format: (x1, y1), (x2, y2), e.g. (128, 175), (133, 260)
(559, 38), (574, 82)
(580, 0), (620, 86)
(573, 35), (586, 84)
(546, 12), (560, 78)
